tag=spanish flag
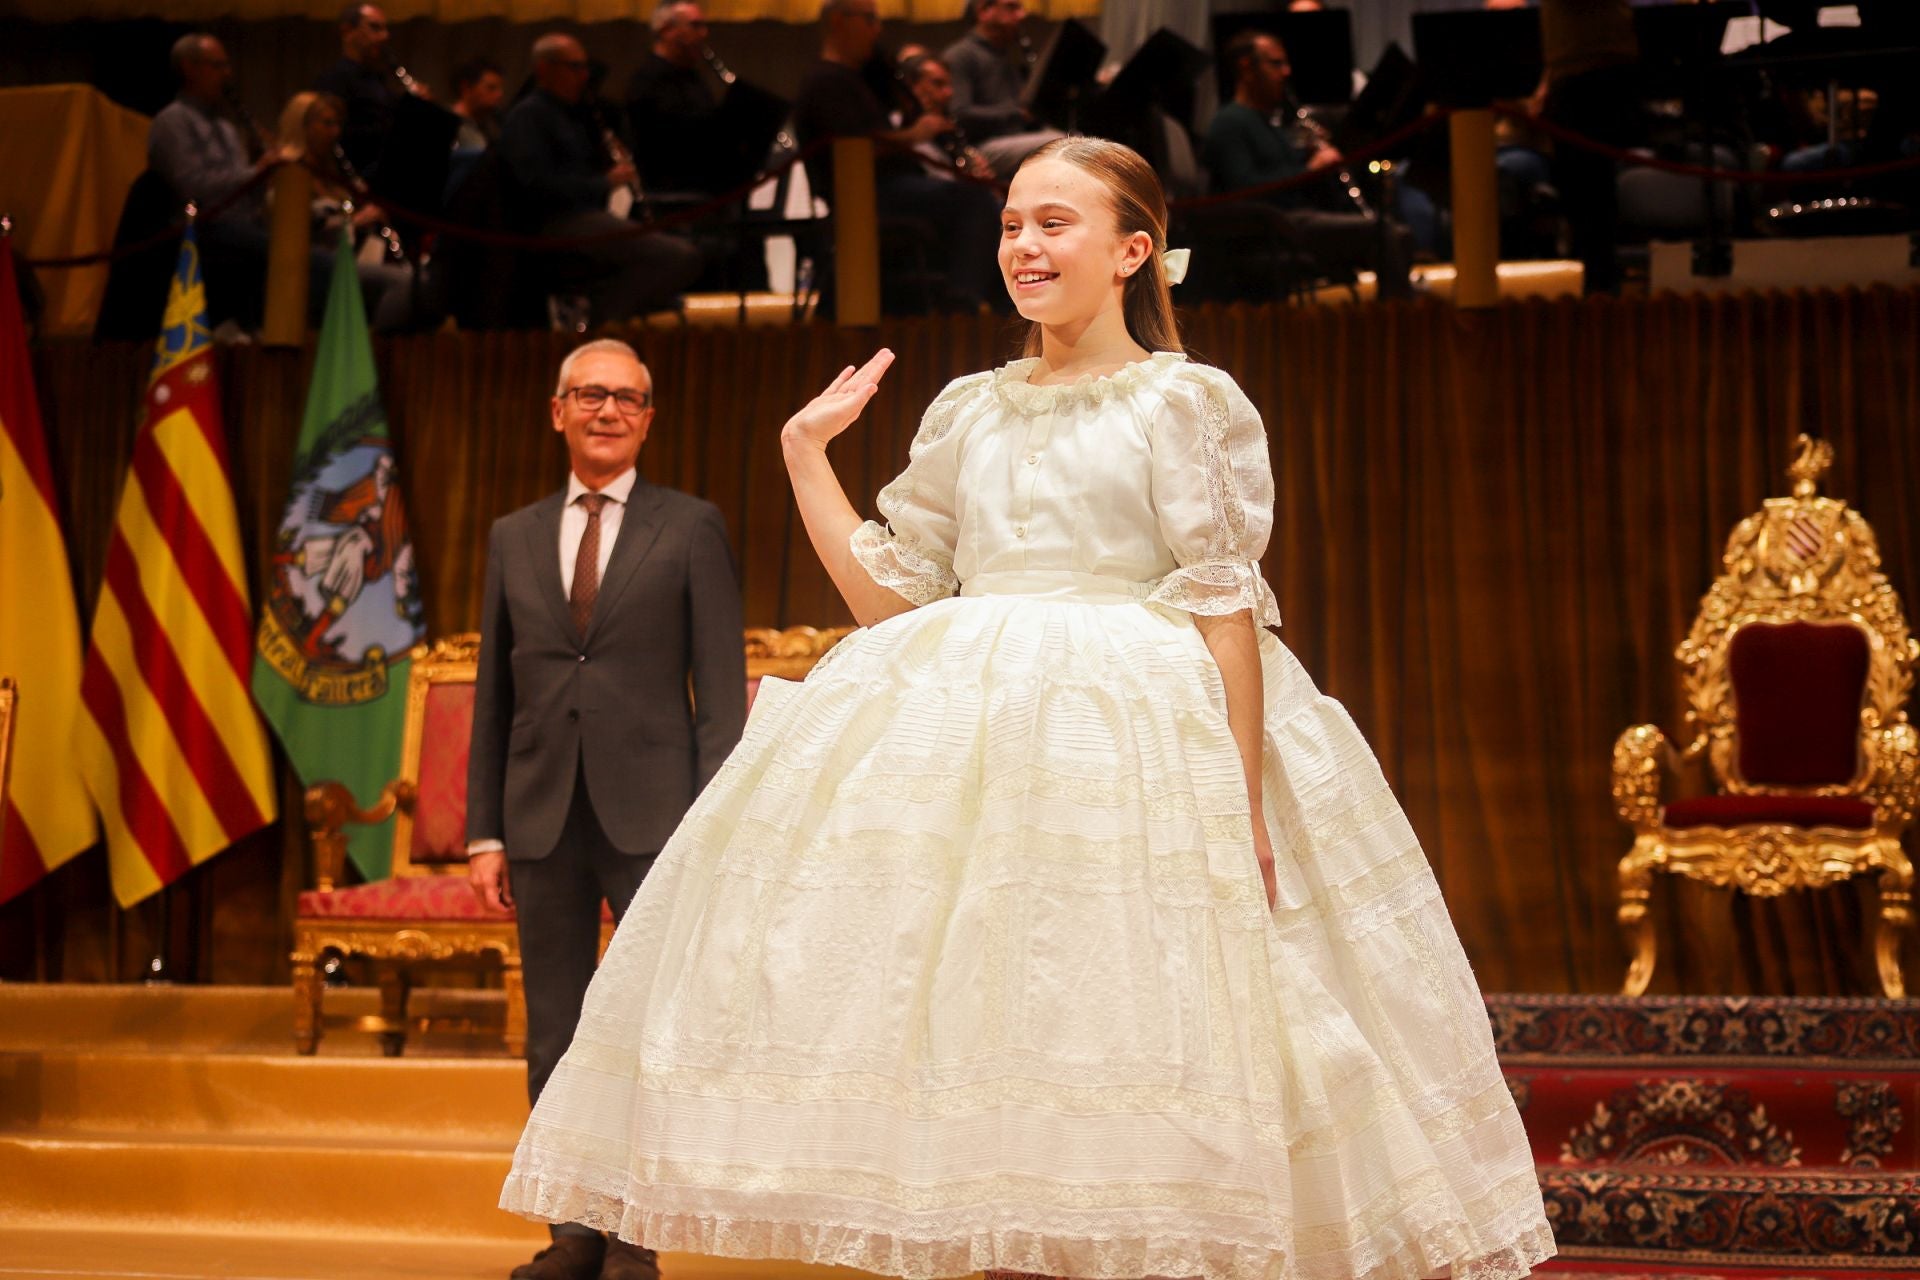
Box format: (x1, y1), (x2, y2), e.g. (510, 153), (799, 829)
(75, 226), (276, 907)
(0, 238), (97, 903)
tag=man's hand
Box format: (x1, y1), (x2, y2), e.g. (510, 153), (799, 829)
(905, 112), (953, 144)
(1309, 144), (1344, 171)
(468, 850), (514, 912)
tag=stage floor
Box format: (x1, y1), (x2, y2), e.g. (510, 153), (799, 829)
(4, 985), (1915, 1280)
(0, 1228), (873, 1280)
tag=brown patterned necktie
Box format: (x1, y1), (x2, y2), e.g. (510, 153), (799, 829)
(569, 492), (612, 636)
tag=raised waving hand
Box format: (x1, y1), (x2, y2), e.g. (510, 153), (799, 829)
(783, 349), (896, 451)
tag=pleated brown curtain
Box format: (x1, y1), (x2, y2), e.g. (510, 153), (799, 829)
(13, 290), (1919, 996)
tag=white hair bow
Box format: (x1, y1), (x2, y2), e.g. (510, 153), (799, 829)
(1162, 247), (1190, 286)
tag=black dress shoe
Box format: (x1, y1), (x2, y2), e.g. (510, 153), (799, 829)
(600, 1238), (660, 1280)
(509, 1234), (605, 1280)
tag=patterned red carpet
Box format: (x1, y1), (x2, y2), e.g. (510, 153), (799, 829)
(1490, 994), (1918, 1276)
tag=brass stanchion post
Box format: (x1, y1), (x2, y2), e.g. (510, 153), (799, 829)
(831, 137), (881, 328)
(262, 163), (312, 346)
(1448, 109), (1500, 309)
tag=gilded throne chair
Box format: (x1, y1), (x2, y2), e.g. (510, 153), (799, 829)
(1613, 436), (1919, 997)
(293, 625), (851, 1055)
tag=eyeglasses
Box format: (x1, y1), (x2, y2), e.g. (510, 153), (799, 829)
(564, 385), (651, 414)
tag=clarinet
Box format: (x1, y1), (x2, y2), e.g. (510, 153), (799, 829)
(330, 143), (405, 260)
(221, 84), (274, 161)
(591, 97), (647, 218)
(381, 47), (427, 98)
(700, 44), (737, 87)
(1281, 93), (1372, 218)
(891, 62), (975, 175)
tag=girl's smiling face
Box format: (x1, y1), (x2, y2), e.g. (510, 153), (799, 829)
(999, 156), (1153, 326)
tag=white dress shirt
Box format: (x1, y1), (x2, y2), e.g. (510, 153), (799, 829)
(561, 467), (637, 596)
(468, 466), (638, 858)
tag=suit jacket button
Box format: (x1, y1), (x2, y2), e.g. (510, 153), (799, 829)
(568, 709), (579, 721)
(577, 653), (587, 662)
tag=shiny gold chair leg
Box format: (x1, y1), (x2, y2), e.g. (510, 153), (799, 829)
(1618, 845), (1658, 996)
(378, 968), (411, 1057)
(1877, 860), (1913, 999)
(503, 953), (528, 1058)
(292, 950), (322, 1055)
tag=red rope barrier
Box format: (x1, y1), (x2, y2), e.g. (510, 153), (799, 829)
(20, 161), (278, 269)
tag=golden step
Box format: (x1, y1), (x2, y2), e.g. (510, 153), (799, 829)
(0, 1131), (541, 1241)
(0, 982), (508, 1056)
(0, 1226), (885, 1280)
(0, 1049), (527, 1143)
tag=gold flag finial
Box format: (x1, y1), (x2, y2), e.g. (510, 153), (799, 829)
(1787, 433), (1832, 499)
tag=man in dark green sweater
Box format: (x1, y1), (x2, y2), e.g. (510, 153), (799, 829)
(1202, 28), (1411, 298)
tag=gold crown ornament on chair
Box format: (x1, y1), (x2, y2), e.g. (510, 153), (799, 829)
(1612, 434), (1919, 997)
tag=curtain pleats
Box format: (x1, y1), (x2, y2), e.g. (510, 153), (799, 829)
(14, 290), (1919, 996)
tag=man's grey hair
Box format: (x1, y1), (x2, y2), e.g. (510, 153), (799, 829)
(171, 33), (216, 74)
(555, 339), (647, 398)
(651, 0), (696, 34)
(531, 32), (579, 66)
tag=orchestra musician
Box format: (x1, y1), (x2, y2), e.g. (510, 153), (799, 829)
(498, 33), (703, 325)
(313, 2), (430, 179)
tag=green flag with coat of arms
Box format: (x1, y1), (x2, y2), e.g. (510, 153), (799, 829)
(251, 230), (425, 881)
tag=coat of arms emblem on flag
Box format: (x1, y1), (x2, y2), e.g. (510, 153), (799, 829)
(255, 396), (423, 704)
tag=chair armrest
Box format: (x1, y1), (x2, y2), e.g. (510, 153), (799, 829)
(303, 779), (418, 892)
(1612, 724), (1678, 834)
(1866, 721), (1920, 835)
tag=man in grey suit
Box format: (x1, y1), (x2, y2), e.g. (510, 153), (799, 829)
(466, 338), (746, 1280)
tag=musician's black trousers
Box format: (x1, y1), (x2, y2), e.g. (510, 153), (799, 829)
(540, 209), (705, 324)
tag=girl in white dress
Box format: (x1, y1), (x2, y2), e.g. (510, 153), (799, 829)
(500, 137), (1553, 1280)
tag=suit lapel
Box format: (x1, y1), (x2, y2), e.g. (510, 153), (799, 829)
(586, 478), (666, 641)
(524, 491), (576, 643)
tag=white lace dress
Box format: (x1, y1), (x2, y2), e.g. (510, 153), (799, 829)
(499, 352), (1554, 1280)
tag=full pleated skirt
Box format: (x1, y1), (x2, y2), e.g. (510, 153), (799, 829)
(498, 593), (1554, 1280)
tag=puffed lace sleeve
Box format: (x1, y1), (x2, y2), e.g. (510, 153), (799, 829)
(849, 372), (989, 606)
(1145, 364), (1283, 629)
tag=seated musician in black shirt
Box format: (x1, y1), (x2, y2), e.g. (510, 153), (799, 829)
(1202, 29), (1412, 299)
(793, 0), (1002, 310)
(499, 32), (703, 324)
(626, 1), (727, 194)
(313, 3), (419, 179)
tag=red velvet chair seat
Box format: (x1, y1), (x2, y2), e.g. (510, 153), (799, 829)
(298, 874), (613, 922)
(1663, 794), (1876, 831)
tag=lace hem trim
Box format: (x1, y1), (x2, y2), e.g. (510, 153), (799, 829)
(499, 1172), (1556, 1280)
(850, 521), (958, 606)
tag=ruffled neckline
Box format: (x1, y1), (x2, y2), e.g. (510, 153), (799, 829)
(990, 351), (1187, 414)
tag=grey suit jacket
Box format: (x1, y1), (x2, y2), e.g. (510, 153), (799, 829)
(466, 479), (747, 860)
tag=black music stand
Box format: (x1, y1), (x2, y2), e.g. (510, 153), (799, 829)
(1211, 11), (1355, 108)
(1086, 25), (1210, 143)
(1633, 1), (1742, 100)
(1333, 41), (1421, 155)
(1021, 18), (1106, 132)
(1411, 9), (1542, 108)
(712, 81), (792, 193)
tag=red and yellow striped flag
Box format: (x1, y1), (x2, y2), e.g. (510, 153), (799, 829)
(0, 237), (98, 902)
(75, 226), (276, 906)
